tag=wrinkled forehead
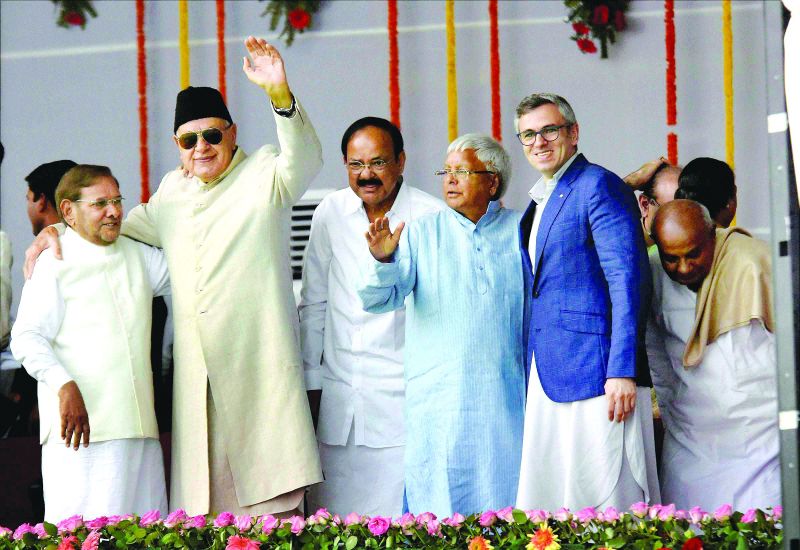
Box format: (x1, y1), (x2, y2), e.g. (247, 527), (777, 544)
(176, 116), (230, 135)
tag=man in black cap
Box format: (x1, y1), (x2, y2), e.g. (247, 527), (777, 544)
(26, 160), (77, 236)
(25, 36), (323, 516)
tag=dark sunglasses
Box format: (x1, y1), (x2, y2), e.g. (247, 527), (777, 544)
(176, 123), (231, 149)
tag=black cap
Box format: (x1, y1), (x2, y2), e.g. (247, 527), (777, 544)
(174, 86), (232, 133)
(26, 160), (78, 207)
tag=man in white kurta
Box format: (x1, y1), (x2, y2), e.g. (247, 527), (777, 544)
(12, 165), (169, 522)
(26, 37), (323, 516)
(300, 118), (443, 516)
(648, 200), (780, 511)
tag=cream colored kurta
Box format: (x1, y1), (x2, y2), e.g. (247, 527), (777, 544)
(122, 102), (323, 514)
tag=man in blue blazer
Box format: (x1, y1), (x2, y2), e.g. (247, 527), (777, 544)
(514, 93), (658, 511)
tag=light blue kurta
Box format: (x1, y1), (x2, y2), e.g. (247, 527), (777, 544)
(358, 201), (525, 517)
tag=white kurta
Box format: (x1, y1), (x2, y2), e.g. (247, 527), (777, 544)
(122, 101), (323, 514)
(517, 157), (656, 511)
(300, 183), (443, 516)
(11, 229), (170, 521)
(648, 260), (781, 511)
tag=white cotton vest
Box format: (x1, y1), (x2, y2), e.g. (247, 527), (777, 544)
(38, 229), (158, 444)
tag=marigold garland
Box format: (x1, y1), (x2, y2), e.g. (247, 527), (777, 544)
(722, 0), (734, 170)
(446, 0), (458, 142)
(488, 0), (501, 142)
(664, 0), (678, 164)
(178, 0), (190, 89)
(388, 0), (400, 128)
(136, 0), (150, 203)
(216, 0), (227, 102)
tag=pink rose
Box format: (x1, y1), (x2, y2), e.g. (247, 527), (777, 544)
(713, 504), (733, 521)
(368, 516), (391, 536)
(575, 507), (597, 523)
(344, 512), (362, 526)
(424, 519), (440, 536)
(214, 512), (235, 528)
(32, 523), (47, 538)
(84, 517), (108, 530)
(603, 507), (620, 522)
(553, 507), (572, 522)
(308, 508), (331, 525)
(13, 524), (34, 540)
(675, 509), (689, 520)
(164, 509), (188, 528)
(658, 504), (676, 521)
(395, 512), (415, 533)
(630, 502), (649, 518)
(260, 515), (279, 534)
(0, 527), (12, 538)
(332, 515), (342, 526)
(648, 504), (662, 520)
(416, 512), (437, 525)
(442, 513), (465, 528)
(234, 515), (253, 532)
(740, 509), (757, 524)
(58, 515), (84, 533)
(478, 510), (497, 527)
(106, 515), (133, 526)
(772, 506), (783, 521)
(496, 506), (514, 522)
(81, 530), (101, 550)
(139, 509), (161, 527)
(688, 506), (708, 524)
(186, 515), (207, 529)
(225, 535), (261, 550)
(525, 509), (550, 523)
(286, 515), (305, 534)
(57, 535), (79, 550)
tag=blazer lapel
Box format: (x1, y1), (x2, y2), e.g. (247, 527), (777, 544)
(519, 200), (536, 275)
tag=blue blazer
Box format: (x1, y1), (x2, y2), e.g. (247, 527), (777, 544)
(519, 154), (651, 403)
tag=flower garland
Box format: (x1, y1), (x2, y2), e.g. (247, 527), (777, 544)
(51, 0), (96, 29)
(722, 0), (734, 170)
(565, 0), (629, 58)
(0, 504), (783, 550)
(446, 0), (458, 142)
(259, 1), (321, 46)
(388, 0), (400, 128)
(178, 0), (190, 89)
(217, 0), (227, 102)
(488, 0), (501, 142)
(665, 0), (678, 164)
(136, 0), (150, 204)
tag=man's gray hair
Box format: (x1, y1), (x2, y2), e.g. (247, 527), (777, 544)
(514, 93), (577, 132)
(447, 133), (511, 200)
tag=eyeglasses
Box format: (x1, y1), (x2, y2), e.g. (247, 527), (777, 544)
(516, 124), (571, 146)
(176, 123), (232, 149)
(346, 159), (390, 174)
(73, 197), (124, 209)
(435, 169), (496, 180)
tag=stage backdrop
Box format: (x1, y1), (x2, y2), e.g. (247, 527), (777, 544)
(0, 0), (769, 313)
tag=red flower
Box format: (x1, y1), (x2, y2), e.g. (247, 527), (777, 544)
(64, 11), (86, 26)
(577, 38), (597, 53)
(572, 22), (590, 35)
(591, 5), (609, 25)
(682, 538), (704, 550)
(614, 10), (626, 31)
(287, 8), (311, 30)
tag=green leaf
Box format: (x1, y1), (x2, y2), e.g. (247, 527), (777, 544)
(736, 535), (749, 550)
(606, 537), (627, 548)
(43, 523), (57, 537)
(512, 509), (528, 524)
(345, 535), (358, 550)
(385, 534), (394, 548)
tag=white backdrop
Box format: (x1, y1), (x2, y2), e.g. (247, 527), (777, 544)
(0, 0), (770, 312)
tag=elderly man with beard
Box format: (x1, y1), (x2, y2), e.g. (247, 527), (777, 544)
(24, 36), (323, 516)
(300, 117), (443, 517)
(648, 199), (779, 511)
(12, 165), (169, 521)
(357, 133), (525, 517)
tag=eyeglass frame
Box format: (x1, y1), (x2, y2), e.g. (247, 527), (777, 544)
(345, 159), (394, 174)
(515, 124), (572, 146)
(175, 122), (233, 150)
(434, 168), (497, 179)
(73, 197), (125, 209)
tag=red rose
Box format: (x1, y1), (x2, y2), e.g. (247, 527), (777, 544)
(592, 5), (609, 25)
(577, 38), (597, 53)
(614, 10), (626, 31)
(682, 538), (704, 550)
(64, 11), (86, 26)
(287, 8), (311, 30)
(572, 22), (590, 35)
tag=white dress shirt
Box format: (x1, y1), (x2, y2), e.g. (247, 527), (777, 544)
(299, 182), (443, 448)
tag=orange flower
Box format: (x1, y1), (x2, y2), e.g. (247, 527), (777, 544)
(527, 526), (561, 550)
(468, 536), (494, 550)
